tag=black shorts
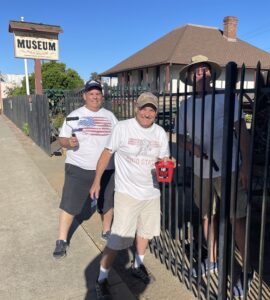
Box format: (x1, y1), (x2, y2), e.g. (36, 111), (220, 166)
(59, 164), (114, 216)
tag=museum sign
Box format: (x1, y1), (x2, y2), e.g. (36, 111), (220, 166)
(13, 31), (59, 60)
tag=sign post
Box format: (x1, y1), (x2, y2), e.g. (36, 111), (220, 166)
(20, 17), (30, 95)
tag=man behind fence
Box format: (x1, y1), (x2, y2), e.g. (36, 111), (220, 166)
(90, 92), (170, 299)
(53, 80), (118, 259)
(177, 55), (253, 297)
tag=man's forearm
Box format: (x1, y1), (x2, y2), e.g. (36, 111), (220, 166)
(94, 148), (113, 182)
(240, 122), (250, 165)
(59, 137), (70, 148)
(178, 134), (192, 152)
(59, 136), (78, 149)
(235, 120), (250, 166)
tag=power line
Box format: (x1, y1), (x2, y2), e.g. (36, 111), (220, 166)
(241, 22), (270, 39)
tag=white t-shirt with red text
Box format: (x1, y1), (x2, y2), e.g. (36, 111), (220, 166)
(107, 118), (170, 200)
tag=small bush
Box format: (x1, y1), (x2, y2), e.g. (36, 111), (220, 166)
(52, 114), (65, 129)
(22, 122), (30, 136)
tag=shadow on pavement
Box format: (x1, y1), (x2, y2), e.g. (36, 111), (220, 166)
(67, 196), (97, 244)
(84, 236), (150, 300)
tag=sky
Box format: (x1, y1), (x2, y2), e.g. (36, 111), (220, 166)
(1, 0), (270, 81)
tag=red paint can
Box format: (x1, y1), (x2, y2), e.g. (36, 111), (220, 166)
(155, 160), (174, 183)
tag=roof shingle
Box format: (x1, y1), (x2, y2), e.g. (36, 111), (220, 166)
(101, 24), (270, 76)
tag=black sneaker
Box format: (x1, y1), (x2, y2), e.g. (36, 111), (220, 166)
(53, 240), (68, 259)
(131, 263), (154, 284)
(101, 231), (111, 242)
(95, 279), (111, 299)
(233, 268), (254, 298)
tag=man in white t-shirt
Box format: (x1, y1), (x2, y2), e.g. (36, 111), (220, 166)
(178, 55), (253, 296)
(90, 92), (170, 299)
(53, 80), (118, 259)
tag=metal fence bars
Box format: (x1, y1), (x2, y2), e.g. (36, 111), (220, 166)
(155, 62), (269, 300)
(106, 63), (270, 300)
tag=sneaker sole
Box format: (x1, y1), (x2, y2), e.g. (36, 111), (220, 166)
(53, 247), (68, 259)
(53, 244), (69, 259)
(100, 237), (108, 242)
(95, 283), (112, 300)
(53, 252), (67, 259)
(131, 271), (156, 284)
(202, 268), (218, 277)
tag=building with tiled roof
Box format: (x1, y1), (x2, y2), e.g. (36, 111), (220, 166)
(101, 16), (270, 92)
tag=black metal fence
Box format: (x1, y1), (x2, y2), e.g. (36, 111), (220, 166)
(2, 90), (120, 156)
(105, 62), (270, 300)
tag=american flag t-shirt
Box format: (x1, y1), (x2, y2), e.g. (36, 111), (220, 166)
(77, 116), (113, 136)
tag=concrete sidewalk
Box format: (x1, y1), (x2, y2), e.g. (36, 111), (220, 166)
(0, 116), (134, 300)
(0, 115), (195, 300)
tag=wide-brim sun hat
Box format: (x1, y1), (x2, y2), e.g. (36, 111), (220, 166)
(179, 55), (222, 85)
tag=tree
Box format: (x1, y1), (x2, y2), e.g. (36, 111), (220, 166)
(90, 72), (100, 81)
(42, 61), (84, 90)
(6, 61), (84, 96)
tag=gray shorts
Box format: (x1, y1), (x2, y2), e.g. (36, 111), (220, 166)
(194, 173), (247, 219)
(60, 164), (114, 216)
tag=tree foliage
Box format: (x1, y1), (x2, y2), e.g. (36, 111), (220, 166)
(6, 61), (84, 96)
(90, 72), (100, 81)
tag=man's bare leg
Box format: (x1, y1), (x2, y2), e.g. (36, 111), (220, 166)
(58, 210), (74, 241)
(101, 208), (113, 233)
(203, 215), (217, 263)
(235, 217), (251, 271)
(100, 247), (118, 269)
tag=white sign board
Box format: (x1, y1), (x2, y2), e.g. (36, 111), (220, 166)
(13, 31), (59, 60)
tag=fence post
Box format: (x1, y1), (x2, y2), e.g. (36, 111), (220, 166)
(218, 61), (238, 300)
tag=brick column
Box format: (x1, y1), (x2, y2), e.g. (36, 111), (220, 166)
(223, 16), (238, 41)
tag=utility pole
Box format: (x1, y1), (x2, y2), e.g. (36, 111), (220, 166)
(0, 72), (3, 114)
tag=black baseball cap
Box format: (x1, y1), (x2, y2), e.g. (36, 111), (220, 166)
(84, 80), (102, 92)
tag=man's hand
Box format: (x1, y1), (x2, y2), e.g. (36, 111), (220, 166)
(90, 180), (100, 201)
(193, 144), (204, 158)
(68, 135), (79, 148)
(160, 157), (176, 167)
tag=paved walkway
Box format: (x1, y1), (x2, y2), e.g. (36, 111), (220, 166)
(0, 115), (195, 300)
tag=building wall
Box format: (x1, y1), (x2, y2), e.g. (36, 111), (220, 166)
(0, 74), (24, 113)
(107, 65), (255, 93)
(0, 74), (24, 98)
(110, 66), (255, 93)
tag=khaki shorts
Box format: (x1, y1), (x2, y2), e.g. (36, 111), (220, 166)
(194, 173), (247, 219)
(107, 192), (160, 251)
